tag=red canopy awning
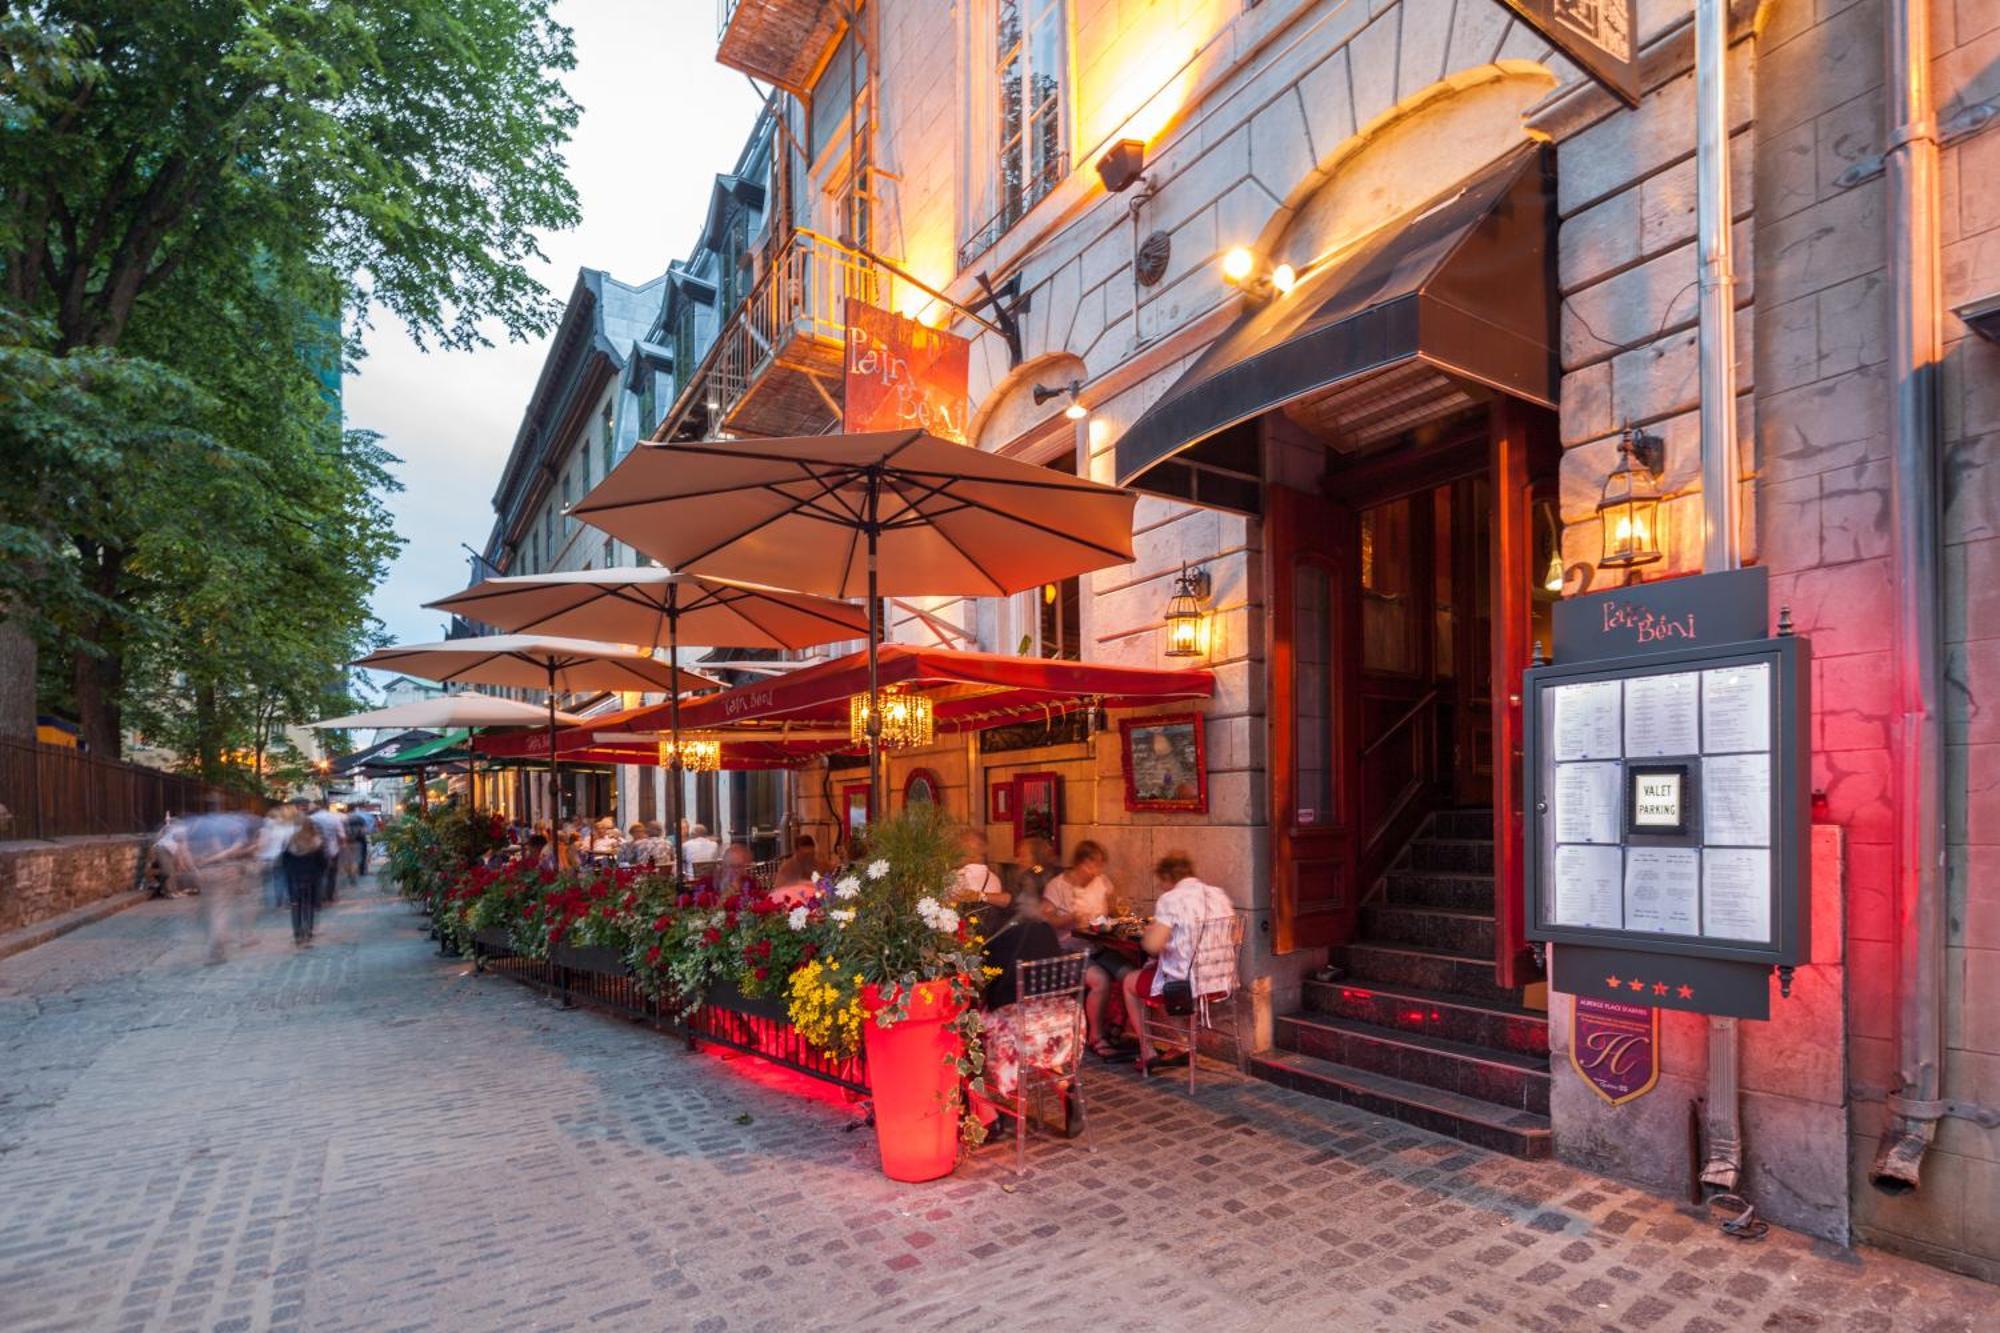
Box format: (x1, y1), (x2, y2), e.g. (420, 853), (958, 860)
(630, 644), (1214, 734)
(474, 701), (662, 758)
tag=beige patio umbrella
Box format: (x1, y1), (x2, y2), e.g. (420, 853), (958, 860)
(308, 694), (584, 731)
(570, 430), (1137, 807)
(353, 636), (718, 807)
(423, 567), (869, 848)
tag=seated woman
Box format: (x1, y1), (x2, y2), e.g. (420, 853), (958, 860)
(766, 854), (820, 907)
(1041, 841), (1124, 1058)
(1119, 851), (1235, 1075)
(949, 829), (1005, 905)
(971, 879), (1081, 1136)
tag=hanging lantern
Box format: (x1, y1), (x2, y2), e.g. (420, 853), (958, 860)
(657, 734), (722, 773)
(1162, 564), (1211, 659)
(850, 684), (935, 750)
(1597, 425), (1665, 569)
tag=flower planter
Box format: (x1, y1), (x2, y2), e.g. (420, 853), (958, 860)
(471, 926), (515, 956)
(551, 943), (626, 976)
(860, 980), (965, 1183)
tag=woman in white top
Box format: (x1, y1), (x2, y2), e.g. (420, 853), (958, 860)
(1041, 840), (1120, 1055)
(949, 829), (1006, 905)
(1120, 851), (1235, 1074)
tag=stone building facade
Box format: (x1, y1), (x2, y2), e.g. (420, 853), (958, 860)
(688, 0), (2000, 1278)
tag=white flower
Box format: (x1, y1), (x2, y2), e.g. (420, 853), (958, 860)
(833, 875), (861, 900)
(829, 907), (856, 926)
(914, 896), (961, 934)
(866, 858), (890, 880)
(787, 906), (809, 931)
(934, 906), (960, 933)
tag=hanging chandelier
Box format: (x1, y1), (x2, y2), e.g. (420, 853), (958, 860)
(657, 734), (722, 773)
(850, 683), (935, 751)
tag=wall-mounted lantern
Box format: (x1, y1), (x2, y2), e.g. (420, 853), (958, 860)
(1096, 138), (1148, 194)
(1597, 423), (1666, 569)
(1162, 563), (1212, 659)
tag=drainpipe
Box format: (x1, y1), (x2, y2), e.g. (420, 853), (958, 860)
(1869, 0), (1947, 1195)
(1693, 0), (1744, 1193)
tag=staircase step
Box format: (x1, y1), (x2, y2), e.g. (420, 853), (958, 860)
(1358, 904), (1497, 956)
(1331, 941), (1519, 1006)
(1277, 1014), (1550, 1115)
(1249, 1050), (1553, 1159)
(1381, 870), (1496, 912)
(1428, 809), (1495, 841)
(1303, 979), (1550, 1058)
(1406, 838), (1495, 874)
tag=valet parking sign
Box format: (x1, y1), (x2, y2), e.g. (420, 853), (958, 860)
(843, 299), (972, 442)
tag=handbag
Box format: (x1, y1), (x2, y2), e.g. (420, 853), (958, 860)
(1159, 976), (1195, 1016)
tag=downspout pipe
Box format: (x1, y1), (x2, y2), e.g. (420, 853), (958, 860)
(1694, 0), (1744, 1194)
(1869, 0), (1947, 1196)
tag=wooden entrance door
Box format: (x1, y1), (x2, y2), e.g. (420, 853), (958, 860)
(1268, 484), (1360, 953)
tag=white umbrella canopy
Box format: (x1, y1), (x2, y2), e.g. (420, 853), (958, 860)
(424, 566), (868, 649)
(353, 635), (717, 695)
(309, 694), (584, 731)
(568, 430), (1138, 599)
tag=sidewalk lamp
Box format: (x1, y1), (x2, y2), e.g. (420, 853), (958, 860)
(1597, 424), (1666, 569)
(1162, 563), (1212, 658)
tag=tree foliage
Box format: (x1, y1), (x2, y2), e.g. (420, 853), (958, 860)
(0, 0), (581, 769)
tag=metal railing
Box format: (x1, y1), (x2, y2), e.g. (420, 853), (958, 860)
(0, 737), (266, 840)
(706, 228), (880, 419)
(958, 152), (1069, 269)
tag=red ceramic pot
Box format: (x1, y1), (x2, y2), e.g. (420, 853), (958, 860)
(860, 979), (965, 1182)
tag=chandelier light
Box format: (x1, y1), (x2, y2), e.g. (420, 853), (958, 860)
(850, 684), (935, 751)
(657, 734), (722, 773)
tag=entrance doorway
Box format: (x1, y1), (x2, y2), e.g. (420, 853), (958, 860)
(1267, 403), (1557, 985)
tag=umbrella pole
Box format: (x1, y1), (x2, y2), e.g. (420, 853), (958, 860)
(667, 595), (685, 882)
(866, 475), (882, 819)
(546, 662), (559, 829)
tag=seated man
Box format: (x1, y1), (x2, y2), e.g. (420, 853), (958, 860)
(1120, 851), (1234, 1075)
(775, 834), (821, 887)
(715, 841), (757, 895)
(949, 829), (1006, 906)
(969, 879), (1077, 1135)
(767, 854), (820, 907)
(1042, 840), (1124, 1056)
(681, 823), (721, 874)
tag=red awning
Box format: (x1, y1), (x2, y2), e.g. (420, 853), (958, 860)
(473, 701), (661, 759)
(629, 644), (1214, 734)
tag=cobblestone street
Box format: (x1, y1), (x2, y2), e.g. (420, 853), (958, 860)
(0, 878), (1991, 1333)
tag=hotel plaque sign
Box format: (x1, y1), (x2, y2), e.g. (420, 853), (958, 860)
(1496, 0), (1641, 108)
(1569, 996), (1660, 1105)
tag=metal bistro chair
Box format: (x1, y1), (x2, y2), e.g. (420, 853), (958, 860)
(1137, 913), (1246, 1094)
(979, 950), (1092, 1176)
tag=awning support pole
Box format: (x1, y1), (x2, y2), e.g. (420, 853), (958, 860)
(546, 662), (560, 827)
(1695, 0), (1744, 1195)
(865, 471), (883, 821)
(667, 591), (686, 882)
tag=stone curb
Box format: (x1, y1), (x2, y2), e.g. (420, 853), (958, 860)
(0, 889), (153, 964)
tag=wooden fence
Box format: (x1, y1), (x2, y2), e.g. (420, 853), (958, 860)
(0, 737), (264, 840)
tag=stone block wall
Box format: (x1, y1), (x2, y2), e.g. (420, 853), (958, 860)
(0, 835), (148, 935)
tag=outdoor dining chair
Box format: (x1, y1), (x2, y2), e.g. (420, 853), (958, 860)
(978, 950), (1092, 1176)
(1136, 912), (1246, 1094)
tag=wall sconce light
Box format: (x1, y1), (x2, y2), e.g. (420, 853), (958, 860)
(1097, 138), (1148, 194)
(1162, 563), (1212, 659)
(1597, 423), (1666, 569)
(1034, 379), (1088, 420)
(1536, 498), (1565, 595)
(1221, 247), (1296, 298)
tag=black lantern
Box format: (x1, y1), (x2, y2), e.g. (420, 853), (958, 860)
(1096, 138), (1147, 193)
(1162, 564), (1210, 658)
(1597, 424), (1665, 569)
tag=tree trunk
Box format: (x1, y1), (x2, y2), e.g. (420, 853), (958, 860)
(194, 681), (221, 782)
(70, 541), (127, 758)
(0, 619), (37, 741)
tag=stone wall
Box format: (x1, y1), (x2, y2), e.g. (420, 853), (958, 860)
(0, 835), (148, 935)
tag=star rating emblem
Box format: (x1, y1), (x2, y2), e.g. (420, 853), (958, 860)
(1652, 982), (1669, 996)
(1627, 978), (1645, 992)
(1677, 984), (1694, 1000)
(1606, 975), (1622, 989)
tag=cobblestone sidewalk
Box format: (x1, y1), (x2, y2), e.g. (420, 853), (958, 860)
(0, 878), (1994, 1333)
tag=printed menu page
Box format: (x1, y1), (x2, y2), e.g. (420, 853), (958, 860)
(1703, 662), (1771, 754)
(1625, 671), (1701, 757)
(1702, 847), (1772, 942)
(1624, 846), (1701, 935)
(1553, 679), (1623, 761)
(1553, 761), (1622, 844)
(1703, 752), (1771, 846)
(1552, 843), (1624, 929)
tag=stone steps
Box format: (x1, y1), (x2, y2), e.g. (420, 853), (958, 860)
(1276, 1013), (1550, 1116)
(1249, 1050), (1553, 1159)
(1357, 903), (1497, 956)
(1301, 978), (1550, 1059)
(1380, 869), (1496, 912)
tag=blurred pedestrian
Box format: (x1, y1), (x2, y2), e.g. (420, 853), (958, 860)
(281, 796), (326, 947)
(311, 801), (345, 904)
(188, 804), (257, 963)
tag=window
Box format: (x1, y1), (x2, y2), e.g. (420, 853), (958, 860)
(603, 536), (616, 568)
(638, 373), (659, 436)
(996, 0), (1064, 226)
(600, 402), (615, 474)
(1013, 453), (1080, 660)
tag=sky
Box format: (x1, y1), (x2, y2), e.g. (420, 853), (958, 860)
(347, 0), (763, 669)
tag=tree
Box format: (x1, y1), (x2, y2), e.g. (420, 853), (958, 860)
(0, 0), (581, 745)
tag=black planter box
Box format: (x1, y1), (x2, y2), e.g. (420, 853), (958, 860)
(471, 926), (515, 955)
(551, 943), (628, 976)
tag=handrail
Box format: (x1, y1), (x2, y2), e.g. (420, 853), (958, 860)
(1359, 687), (1440, 761)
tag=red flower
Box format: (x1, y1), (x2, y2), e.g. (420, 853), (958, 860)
(801, 943), (818, 960)
(754, 966), (769, 981)
(645, 946), (662, 966)
(652, 914), (672, 934)
(676, 893), (692, 909)
(701, 927), (723, 947)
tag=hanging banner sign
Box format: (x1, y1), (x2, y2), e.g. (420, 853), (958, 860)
(1570, 995), (1660, 1105)
(1495, 0), (1641, 108)
(843, 299), (971, 441)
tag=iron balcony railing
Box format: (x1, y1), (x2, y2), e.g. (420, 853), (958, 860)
(958, 152), (1069, 270)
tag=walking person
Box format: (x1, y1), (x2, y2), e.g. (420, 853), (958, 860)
(190, 804), (257, 965)
(280, 797), (327, 947)
(311, 800), (345, 906)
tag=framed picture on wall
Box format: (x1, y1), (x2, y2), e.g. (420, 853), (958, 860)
(840, 781), (872, 847)
(904, 767), (942, 808)
(1120, 713), (1208, 813)
(1012, 771), (1062, 857)
(988, 779), (1013, 822)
